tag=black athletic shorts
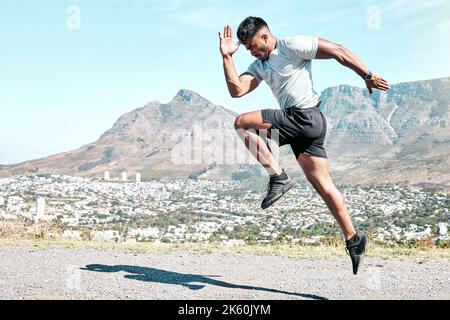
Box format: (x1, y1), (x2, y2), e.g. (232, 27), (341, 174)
(260, 101), (327, 159)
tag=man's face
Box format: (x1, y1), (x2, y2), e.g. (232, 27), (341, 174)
(244, 32), (270, 60)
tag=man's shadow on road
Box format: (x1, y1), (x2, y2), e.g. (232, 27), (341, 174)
(81, 264), (328, 300)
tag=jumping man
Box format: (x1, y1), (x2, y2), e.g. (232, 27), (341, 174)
(218, 17), (390, 274)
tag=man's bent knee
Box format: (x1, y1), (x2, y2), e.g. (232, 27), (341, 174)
(234, 114), (245, 130)
(235, 114), (259, 133)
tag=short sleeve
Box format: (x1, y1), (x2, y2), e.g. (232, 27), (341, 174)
(282, 35), (319, 60)
(245, 61), (263, 83)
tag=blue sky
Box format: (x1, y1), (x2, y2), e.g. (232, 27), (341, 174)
(1, 0), (450, 164)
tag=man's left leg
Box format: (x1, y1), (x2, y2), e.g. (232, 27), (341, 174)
(297, 153), (355, 240)
(297, 153), (367, 275)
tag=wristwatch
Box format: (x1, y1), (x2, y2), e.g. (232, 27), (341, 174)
(364, 70), (373, 81)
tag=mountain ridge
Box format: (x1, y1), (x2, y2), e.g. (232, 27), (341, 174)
(1, 77), (449, 191)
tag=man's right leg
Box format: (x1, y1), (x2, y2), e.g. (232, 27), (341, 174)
(234, 110), (282, 176)
(234, 110), (294, 209)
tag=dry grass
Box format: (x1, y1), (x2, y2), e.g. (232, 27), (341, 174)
(1, 219), (448, 263)
(0, 236), (448, 263)
(0, 219), (62, 239)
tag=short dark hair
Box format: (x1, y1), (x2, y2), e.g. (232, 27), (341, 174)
(237, 17), (269, 44)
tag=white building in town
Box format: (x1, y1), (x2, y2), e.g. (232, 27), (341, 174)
(36, 198), (46, 221)
(62, 230), (83, 241)
(128, 227), (159, 239)
(438, 223), (448, 238)
(121, 172), (127, 182)
(136, 172), (141, 183)
(104, 171), (110, 181)
(91, 230), (120, 242)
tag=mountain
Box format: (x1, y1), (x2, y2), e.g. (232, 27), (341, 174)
(0, 90), (263, 180)
(321, 77), (450, 190)
(1, 78), (450, 190)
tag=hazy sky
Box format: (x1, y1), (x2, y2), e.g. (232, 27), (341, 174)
(1, 0), (450, 164)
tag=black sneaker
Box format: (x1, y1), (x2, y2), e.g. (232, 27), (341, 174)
(261, 171), (294, 209)
(345, 233), (368, 275)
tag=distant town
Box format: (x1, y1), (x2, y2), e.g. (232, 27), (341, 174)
(0, 174), (448, 246)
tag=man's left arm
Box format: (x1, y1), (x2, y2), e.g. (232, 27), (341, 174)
(315, 38), (390, 94)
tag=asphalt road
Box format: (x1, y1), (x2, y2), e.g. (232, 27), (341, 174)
(0, 246), (448, 300)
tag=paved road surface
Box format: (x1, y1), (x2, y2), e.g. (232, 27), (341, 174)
(0, 246), (448, 300)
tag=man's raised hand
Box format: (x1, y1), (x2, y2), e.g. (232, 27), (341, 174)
(218, 25), (240, 58)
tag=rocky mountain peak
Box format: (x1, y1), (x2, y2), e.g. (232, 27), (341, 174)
(171, 89), (209, 106)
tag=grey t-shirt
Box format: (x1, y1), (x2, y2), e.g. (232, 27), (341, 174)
(246, 35), (320, 109)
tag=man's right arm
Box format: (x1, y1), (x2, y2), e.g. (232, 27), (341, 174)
(219, 25), (259, 98)
(222, 55), (259, 98)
